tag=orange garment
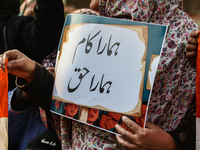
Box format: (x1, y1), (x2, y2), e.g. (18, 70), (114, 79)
(196, 32), (200, 118)
(0, 59), (8, 150)
(0, 59), (8, 118)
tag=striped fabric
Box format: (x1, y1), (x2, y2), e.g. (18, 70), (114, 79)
(0, 59), (8, 150)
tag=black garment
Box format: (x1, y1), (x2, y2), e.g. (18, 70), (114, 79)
(18, 63), (54, 112)
(0, 0), (19, 21)
(0, 0), (64, 62)
(168, 97), (196, 150)
(17, 64), (196, 150)
(0, 0), (64, 90)
(25, 130), (61, 150)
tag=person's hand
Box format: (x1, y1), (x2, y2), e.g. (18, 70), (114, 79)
(0, 49), (36, 82)
(186, 30), (199, 65)
(46, 67), (55, 77)
(115, 116), (176, 150)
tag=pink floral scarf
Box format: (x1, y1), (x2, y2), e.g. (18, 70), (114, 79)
(99, 0), (199, 131)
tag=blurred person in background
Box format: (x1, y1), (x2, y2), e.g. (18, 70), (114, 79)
(20, 0), (36, 16)
(0, 0), (64, 90)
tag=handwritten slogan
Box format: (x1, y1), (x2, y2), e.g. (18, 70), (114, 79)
(53, 24), (148, 115)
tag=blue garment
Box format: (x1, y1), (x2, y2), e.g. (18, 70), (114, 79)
(8, 89), (47, 150)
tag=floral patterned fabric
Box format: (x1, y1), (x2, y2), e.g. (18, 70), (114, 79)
(40, 109), (124, 149)
(52, 114), (124, 150)
(40, 0), (199, 149)
(99, 0), (198, 131)
(42, 49), (57, 68)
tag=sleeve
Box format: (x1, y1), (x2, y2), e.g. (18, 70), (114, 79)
(10, 88), (33, 111)
(167, 116), (195, 150)
(167, 98), (196, 150)
(20, 63), (54, 111)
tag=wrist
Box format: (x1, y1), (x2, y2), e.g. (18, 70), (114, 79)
(164, 133), (177, 150)
(25, 61), (36, 83)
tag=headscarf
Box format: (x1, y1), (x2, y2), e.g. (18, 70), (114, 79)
(99, 0), (198, 131)
(0, 0), (20, 21)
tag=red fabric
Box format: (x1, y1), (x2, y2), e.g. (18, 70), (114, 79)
(196, 32), (200, 118)
(0, 59), (8, 118)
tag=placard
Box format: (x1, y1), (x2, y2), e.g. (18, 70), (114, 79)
(51, 14), (167, 134)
